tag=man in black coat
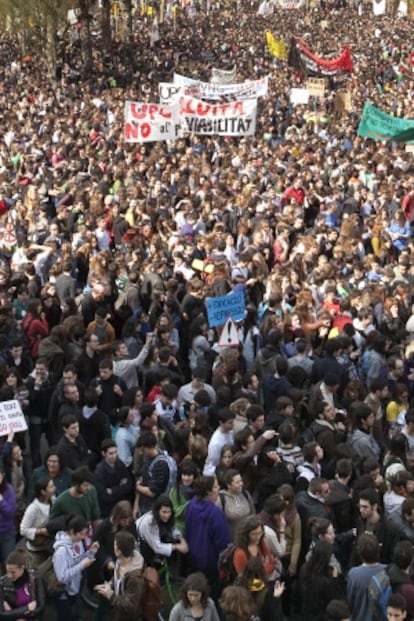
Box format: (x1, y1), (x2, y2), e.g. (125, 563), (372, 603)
(296, 477), (334, 562)
(94, 439), (134, 517)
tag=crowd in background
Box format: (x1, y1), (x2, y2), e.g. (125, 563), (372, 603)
(0, 1), (414, 621)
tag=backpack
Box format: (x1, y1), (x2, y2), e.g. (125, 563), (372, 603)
(142, 565), (162, 621)
(37, 556), (66, 598)
(302, 422), (315, 444)
(218, 543), (237, 585)
(368, 567), (392, 621)
(149, 451), (177, 494)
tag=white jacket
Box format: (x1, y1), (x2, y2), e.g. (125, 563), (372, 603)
(136, 511), (181, 558)
(20, 498), (51, 550)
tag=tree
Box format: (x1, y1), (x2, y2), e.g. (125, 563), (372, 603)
(100, 0), (112, 54)
(0, 0), (72, 78)
(122, 0), (134, 41)
(78, 0), (97, 77)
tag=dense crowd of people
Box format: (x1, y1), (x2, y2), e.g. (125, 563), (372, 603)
(0, 1), (414, 621)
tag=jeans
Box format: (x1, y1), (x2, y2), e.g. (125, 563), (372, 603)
(29, 422), (43, 468)
(0, 533), (16, 566)
(54, 595), (81, 621)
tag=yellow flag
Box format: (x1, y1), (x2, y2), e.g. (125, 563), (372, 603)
(266, 31), (287, 60)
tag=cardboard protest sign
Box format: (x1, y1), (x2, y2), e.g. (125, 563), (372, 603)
(334, 92), (352, 113)
(124, 101), (179, 142)
(218, 317), (240, 347)
(179, 96), (257, 136)
(405, 144), (414, 153)
(206, 291), (246, 327)
(0, 400), (27, 437)
(306, 77), (326, 98)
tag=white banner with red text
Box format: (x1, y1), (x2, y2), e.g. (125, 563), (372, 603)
(124, 101), (180, 142)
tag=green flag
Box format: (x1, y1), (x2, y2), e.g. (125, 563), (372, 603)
(357, 102), (414, 144)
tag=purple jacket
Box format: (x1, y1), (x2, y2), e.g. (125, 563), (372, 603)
(185, 497), (231, 577)
(0, 483), (16, 536)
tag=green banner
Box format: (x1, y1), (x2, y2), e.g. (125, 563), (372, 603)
(357, 102), (414, 144)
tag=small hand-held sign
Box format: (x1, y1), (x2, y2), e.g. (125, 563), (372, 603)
(218, 317), (240, 347)
(0, 400), (27, 437)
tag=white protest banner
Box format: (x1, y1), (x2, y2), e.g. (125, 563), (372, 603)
(405, 144), (414, 153)
(173, 73), (269, 100)
(124, 101), (179, 142)
(257, 0), (274, 14)
(150, 16), (160, 46)
(397, 0), (407, 13)
(159, 83), (182, 104)
(0, 400), (27, 437)
(290, 88), (309, 106)
(179, 96), (257, 136)
(306, 77), (326, 98)
(158, 83), (198, 104)
(173, 73), (200, 86)
(67, 9), (79, 24)
(372, 0), (386, 14)
(275, 0), (305, 7)
(211, 66), (237, 84)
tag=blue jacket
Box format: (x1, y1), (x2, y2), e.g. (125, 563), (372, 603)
(185, 497), (231, 577)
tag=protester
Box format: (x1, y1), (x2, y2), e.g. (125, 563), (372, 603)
(0, 461), (16, 568)
(0, 548), (45, 620)
(136, 494), (188, 566)
(95, 531), (145, 621)
(20, 476), (55, 566)
(168, 572), (220, 621)
(52, 515), (99, 621)
(185, 475), (231, 593)
(0, 2), (414, 619)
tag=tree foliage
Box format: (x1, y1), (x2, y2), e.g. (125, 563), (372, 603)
(0, 0), (138, 78)
(0, 0), (74, 76)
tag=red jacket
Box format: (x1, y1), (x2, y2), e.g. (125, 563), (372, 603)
(23, 313), (49, 358)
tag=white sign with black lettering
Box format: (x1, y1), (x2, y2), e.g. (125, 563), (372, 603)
(0, 400), (27, 436)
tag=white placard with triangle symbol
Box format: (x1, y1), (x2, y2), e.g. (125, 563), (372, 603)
(218, 317), (240, 347)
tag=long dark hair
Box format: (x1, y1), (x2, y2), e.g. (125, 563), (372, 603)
(152, 495), (176, 542)
(181, 572), (209, 608)
(174, 460), (198, 498)
(66, 514), (88, 534)
(189, 315), (207, 343)
(110, 500), (133, 532)
(234, 516), (264, 551)
(302, 541), (333, 586)
(174, 428), (192, 462)
(32, 476), (53, 503)
(193, 475), (216, 500)
(219, 585), (257, 621)
(0, 461), (8, 494)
